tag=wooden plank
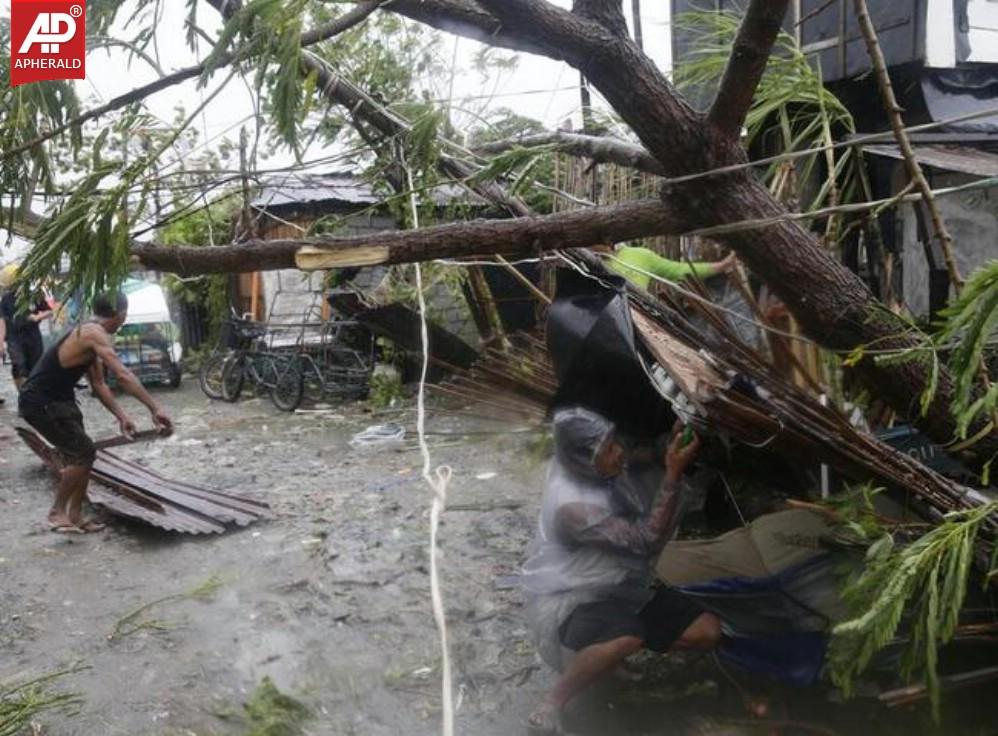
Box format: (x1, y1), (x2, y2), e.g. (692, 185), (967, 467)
(630, 307), (725, 404)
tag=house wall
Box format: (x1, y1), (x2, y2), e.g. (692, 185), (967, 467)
(901, 169), (998, 317)
(671, 0), (927, 94)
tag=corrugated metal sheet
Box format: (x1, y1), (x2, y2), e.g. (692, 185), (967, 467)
(252, 172), (483, 211)
(863, 144), (998, 177)
(17, 427), (272, 534)
(252, 173), (380, 209)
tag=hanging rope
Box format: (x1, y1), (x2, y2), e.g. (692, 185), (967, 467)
(404, 156), (455, 736)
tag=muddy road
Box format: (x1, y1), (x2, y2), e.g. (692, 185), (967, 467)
(1, 380), (995, 735)
(1, 379), (549, 735)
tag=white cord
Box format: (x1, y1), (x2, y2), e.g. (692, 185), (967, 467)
(405, 157), (455, 736)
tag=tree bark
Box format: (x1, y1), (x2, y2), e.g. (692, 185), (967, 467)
(474, 131), (664, 175)
(130, 198), (680, 274)
(707, 0), (792, 139)
(572, 0), (629, 37)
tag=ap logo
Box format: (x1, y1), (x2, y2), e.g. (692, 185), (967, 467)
(10, 1), (86, 87)
(19, 12), (78, 54)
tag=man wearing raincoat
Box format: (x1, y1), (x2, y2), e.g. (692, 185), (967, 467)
(522, 407), (721, 734)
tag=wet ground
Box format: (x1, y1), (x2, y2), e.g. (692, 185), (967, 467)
(1, 378), (997, 735)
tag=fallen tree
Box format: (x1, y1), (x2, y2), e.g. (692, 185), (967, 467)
(7, 0), (995, 462)
(200, 0), (998, 463)
(130, 198), (675, 273)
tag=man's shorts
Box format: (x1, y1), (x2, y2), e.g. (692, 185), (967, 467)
(20, 401), (96, 466)
(558, 587), (705, 653)
(7, 333), (43, 379)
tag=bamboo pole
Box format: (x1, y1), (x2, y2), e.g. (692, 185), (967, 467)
(853, 0), (963, 291)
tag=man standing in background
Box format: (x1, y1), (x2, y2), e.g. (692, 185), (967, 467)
(0, 264), (53, 392)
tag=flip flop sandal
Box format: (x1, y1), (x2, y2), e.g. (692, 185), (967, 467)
(50, 523), (84, 535)
(78, 520), (107, 533)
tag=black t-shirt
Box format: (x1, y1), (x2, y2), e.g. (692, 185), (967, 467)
(0, 291), (48, 340)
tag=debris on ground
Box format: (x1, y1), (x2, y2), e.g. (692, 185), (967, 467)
(108, 576), (223, 642)
(349, 423), (406, 447)
(0, 667), (85, 736)
(242, 676), (311, 736)
(17, 426), (272, 534)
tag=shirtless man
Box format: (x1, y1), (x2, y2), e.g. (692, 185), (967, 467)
(18, 291), (173, 533)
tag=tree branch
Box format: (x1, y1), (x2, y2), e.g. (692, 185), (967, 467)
(470, 0), (719, 176)
(0, 2), (382, 165)
(385, 0), (553, 56)
(706, 0), (791, 139)
(474, 131), (664, 175)
(572, 0), (629, 37)
(130, 198), (681, 274)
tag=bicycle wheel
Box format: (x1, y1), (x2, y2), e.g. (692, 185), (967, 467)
(271, 358), (304, 412)
(199, 351), (228, 399)
(221, 354), (246, 402)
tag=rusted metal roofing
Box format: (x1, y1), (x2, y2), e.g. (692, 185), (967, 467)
(863, 144), (998, 178)
(17, 427), (272, 534)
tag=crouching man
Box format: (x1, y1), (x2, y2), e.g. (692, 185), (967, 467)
(521, 407), (721, 734)
(18, 291), (173, 533)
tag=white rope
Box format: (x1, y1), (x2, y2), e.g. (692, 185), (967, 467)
(431, 255), (555, 267)
(405, 158), (455, 736)
(719, 473), (748, 528)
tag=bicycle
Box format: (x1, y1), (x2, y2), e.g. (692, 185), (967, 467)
(220, 343), (305, 411)
(198, 315), (266, 400)
(296, 319), (374, 403)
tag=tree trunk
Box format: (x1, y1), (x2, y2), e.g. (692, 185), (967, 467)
(131, 198), (679, 274)
(467, 0), (998, 462)
(666, 168), (982, 460)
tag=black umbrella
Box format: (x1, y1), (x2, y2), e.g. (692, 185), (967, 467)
(546, 268), (674, 438)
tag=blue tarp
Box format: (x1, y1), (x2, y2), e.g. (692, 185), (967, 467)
(678, 556), (838, 686)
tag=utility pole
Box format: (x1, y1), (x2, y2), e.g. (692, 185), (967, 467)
(579, 72), (594, 133)
(631, 0), (644, 51)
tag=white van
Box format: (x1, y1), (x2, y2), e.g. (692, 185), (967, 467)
(113, 279), (183, 387)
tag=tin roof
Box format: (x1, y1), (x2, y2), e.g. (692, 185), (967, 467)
(251, 172), (485, 211)
(863, 144), (998, 178)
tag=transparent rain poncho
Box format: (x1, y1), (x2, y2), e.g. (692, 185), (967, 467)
(520, 407), (684, 670)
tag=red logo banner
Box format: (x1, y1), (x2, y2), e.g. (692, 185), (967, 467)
(10, 0), (86, 87)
